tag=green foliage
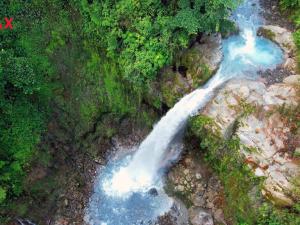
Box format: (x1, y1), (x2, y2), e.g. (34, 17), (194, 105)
(0, 188), (6, 203)
(75, 0), (237, 86)
(256, 203), (300, 225)
(0, 0), (237, 220)
(0, 1), (53, 205)
(102, 61), (136, 114)
(280, 0), (300, 10)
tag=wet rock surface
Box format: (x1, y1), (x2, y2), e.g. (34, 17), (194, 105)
(256, 24), (298, 86)
(258, 67), (293, 86)
(201, 76), (300, 206)
(148, 188), (159, 197)
(258, 25), (296, 59)
(189, 34), (223, 74)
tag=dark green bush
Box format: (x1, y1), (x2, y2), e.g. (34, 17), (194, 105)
(75, 0), (237, 86)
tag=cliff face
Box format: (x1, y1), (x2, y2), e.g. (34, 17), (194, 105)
(166, 75), (299, 224)
(201, 77), (300, 206)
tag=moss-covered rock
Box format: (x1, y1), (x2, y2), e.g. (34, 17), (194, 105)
(165, 149), (228, 224)
(157, 34), (223, 108)
(160, 68), (192, 107)
(187, 115), (261, 224)
(258, 27), (276, 41)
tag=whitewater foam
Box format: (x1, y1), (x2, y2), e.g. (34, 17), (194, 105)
(103, 82), (222, 197)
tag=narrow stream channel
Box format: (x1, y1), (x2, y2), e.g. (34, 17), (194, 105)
(85, 0), (283, 224)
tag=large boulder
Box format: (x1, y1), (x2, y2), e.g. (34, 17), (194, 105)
(257, 25), (298, 72)
(160, 67), (193, 107)
(200, 75), (300, 206)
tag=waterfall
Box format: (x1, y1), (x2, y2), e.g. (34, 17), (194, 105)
(86, 0), (283, 224)
(103, 78), (223, 196)
(101, 0), (283, 198)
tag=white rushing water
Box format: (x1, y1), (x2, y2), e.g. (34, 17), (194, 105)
(86, 0), (283, 224)
(102, 74), (224, 197)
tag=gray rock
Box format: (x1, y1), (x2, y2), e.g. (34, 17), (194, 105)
(195, 173), (202, 180)
(192, 195), (206, 207)
(156, 198), (189, 225)
(189, 207), (214, 225)
(177, 185), (185, 192)
(148, 188), (159, 197)
(213, 209), (227, 225)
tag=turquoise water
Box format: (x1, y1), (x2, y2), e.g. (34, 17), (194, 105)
(214, 34), (283, 80)
(84, 155), (173, 225)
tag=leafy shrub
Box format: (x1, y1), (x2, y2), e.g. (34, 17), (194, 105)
(257, 203), (300, 225)
(0, 0), (238, 214)
(280, 0), (300, 10)
(0, 2), (52, 205)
